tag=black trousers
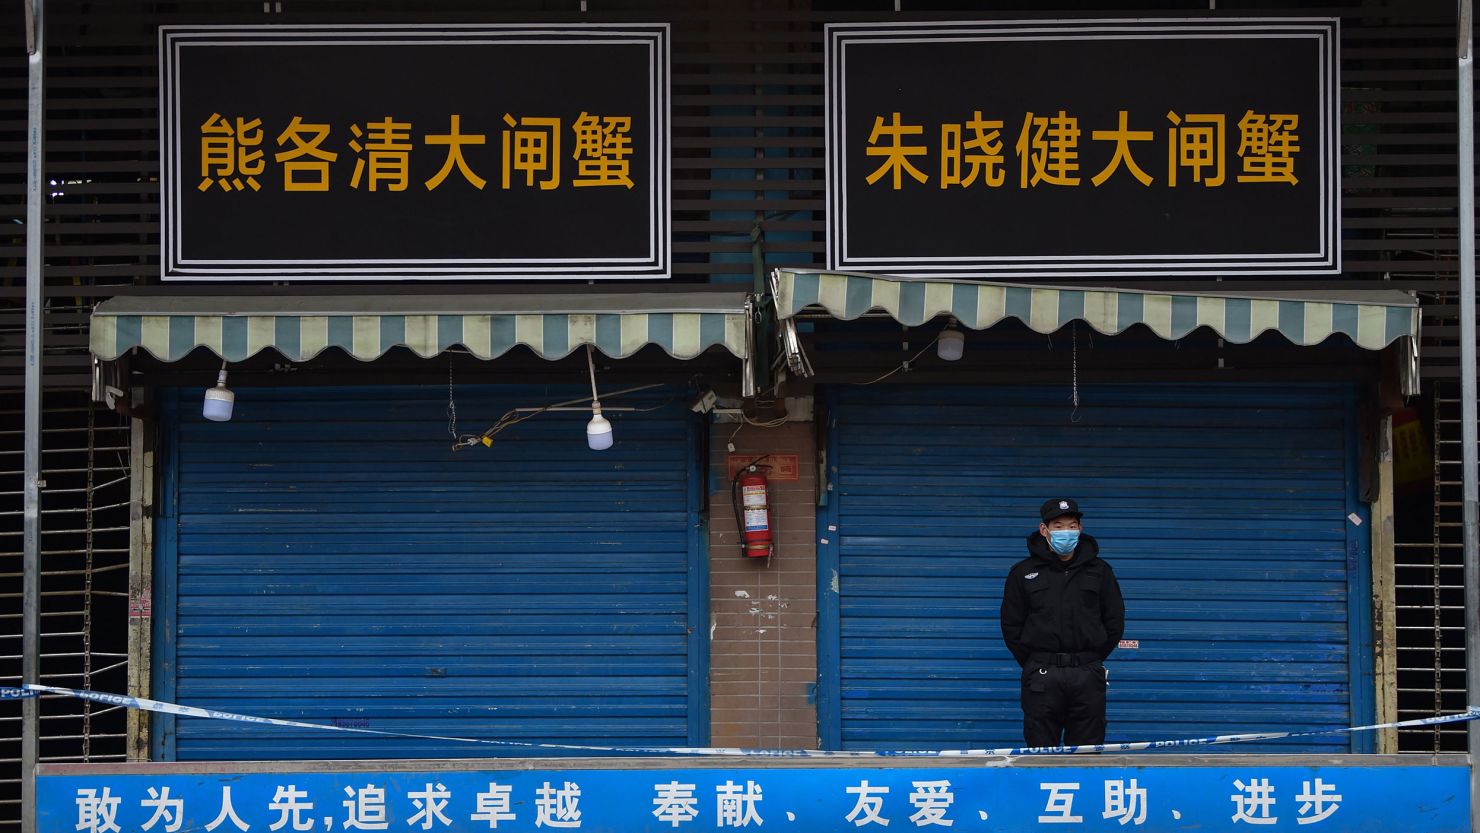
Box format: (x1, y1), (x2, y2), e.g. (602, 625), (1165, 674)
(1020, 664), (1107, 748)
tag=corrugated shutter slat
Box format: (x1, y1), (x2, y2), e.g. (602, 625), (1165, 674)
(165, 385), (698, 760)
(826, 384), (1361, 753)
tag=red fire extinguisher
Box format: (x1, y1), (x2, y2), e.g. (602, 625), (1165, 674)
(732, 459), (774, 559)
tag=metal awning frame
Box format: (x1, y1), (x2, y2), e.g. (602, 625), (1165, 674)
(89, 291), (759, 397)
(770, 269), (1421, 395)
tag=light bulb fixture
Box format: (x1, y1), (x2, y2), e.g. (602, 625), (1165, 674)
(937, 320), (965, 361)
(586, 405), (614, 450)
(585, 344), (613, 450)
(202, 363), (235, 422)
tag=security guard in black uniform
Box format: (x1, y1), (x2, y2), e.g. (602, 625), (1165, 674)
(1000, 498), (1125, 748)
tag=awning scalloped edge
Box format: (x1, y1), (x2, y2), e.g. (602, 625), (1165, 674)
(89, 311), (750, 363)
(773, 270), (1418, 351)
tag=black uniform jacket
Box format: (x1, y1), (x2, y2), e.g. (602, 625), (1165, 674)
(1000, 532), (1126, 668)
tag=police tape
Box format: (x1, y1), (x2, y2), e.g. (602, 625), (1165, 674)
(9, 683), (1480, 759)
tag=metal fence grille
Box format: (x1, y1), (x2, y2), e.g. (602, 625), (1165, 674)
(0, 393), (131, 829)
(1394, 379), (1469, 753)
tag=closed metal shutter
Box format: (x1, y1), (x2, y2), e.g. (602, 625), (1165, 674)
(155, 385), (704, 760)
(821, 384), (1370, 753)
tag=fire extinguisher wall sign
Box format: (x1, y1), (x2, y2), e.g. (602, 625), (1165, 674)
(733, 463), (774, 558)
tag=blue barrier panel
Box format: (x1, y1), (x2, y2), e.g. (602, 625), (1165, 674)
(38, 764), (1467, 833)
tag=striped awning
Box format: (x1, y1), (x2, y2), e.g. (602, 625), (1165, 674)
(773, 269), (1419, 351)
(90, 292), (753, 363)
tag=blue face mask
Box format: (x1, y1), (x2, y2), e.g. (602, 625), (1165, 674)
(1048, 529), (1080, 555)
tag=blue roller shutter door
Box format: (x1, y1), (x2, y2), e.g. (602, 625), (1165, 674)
(156, 385), (704, 759)
(822, 384), (1369, 753)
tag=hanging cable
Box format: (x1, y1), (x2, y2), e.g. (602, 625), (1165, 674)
(1070, 321), (1082, 424)
(851, 334), (943, 386)
(728, 420), (746, 449)
(745, 413), (790, 428)
(446, 358), (459, 446)
(454, 382), (666, 451)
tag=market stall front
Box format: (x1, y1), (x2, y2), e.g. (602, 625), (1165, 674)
(90, 291), (754, 760)
(773, 269), (1421, 755)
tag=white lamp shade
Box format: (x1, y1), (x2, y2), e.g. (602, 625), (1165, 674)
(203, 386), (235, 422)
(586, 413), (614, 450)
(937, 329), (965, 361)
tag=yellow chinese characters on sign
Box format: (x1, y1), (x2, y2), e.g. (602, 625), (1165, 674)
(503, 115), (561, 190)
(199, 114), (265, 192)
(274, 117), (337, 192)
(865, 112), (928, 188)
(348, 117), (414, 191)
(572, 113), (635, 188)
(1089, 110), (1153, 187)
(199, 113), (644, 192)
(940, 112), (1006, 189)
(1166, 112), (1225, 187)
(424, 115), (487, 191)
(1236, 111), (1300, 184)
(859, 108), (1299, 190)
(1016, 111), (1081, 187)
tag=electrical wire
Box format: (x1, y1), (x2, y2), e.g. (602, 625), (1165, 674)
(851, 334), (943, 386)
(1070, 321), (1083, 424)
(724, 394), (791, 437)
(463, 407), (541, 448)
(452, 383), (670, 451)
(723, 413), (789, 449)
(446, 359), (459, 443)
(629, 397), (685, 414)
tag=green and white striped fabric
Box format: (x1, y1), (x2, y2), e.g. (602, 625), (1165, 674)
(773, 269), (1419, 351)
(90, 293), (751, 363)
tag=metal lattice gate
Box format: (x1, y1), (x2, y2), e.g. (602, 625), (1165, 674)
(1394, 379), (1469, 753)
(0, 392), (130, 829)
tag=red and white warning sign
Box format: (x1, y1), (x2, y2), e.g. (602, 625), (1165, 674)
(726, 454), (800, 481)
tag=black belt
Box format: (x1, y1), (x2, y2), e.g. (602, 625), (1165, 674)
(1029, 651), (1099, 667)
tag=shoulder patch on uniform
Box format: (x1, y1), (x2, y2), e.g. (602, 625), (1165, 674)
(1025, 572), (1039, 580)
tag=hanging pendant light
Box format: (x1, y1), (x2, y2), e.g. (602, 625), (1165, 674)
(202, 363), (234, 422)
(937, 319), (965, 361)
(585, 345), (614, 450)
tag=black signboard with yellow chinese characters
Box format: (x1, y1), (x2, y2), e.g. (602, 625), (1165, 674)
(160, 25), (669, 281)
(826, 19), (1339, 278)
